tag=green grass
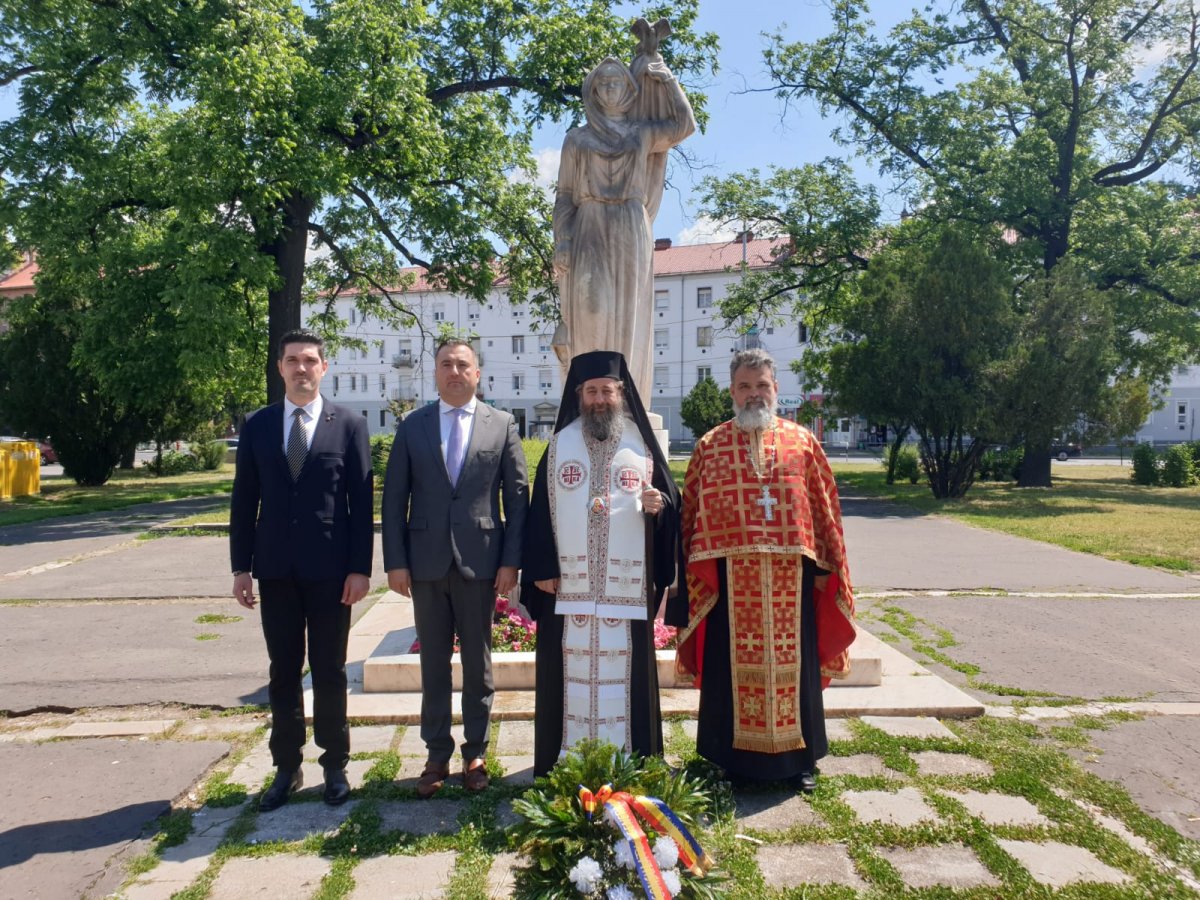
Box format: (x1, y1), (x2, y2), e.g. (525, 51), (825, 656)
(195, 613), (243, 625)
(833, 463), (1200, 573)
(0, 466), (234, 527)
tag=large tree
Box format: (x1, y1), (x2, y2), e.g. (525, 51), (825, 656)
(703, 0), (1200, 485)
(0, 0), (717, 403)
(679, 374), (732, 439)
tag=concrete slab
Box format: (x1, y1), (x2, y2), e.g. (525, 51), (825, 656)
(228, 744), (276, 790)
(824, 719), (853, 741)
(734, 791), (823, 830)
(247, 800), (357, 843)
(487, 852), (521, 899)
(861, 716), (958, 739)
(500, 756), (536, 786)
(208, 853), (331, 900)
(176, 717), (266, 738)
(755, 843), (866, 889)
(945, 790), (1050, 827)
(396, 723), (464, 758)
(377, 799), (462, 836)
(349, 851), (456, 899)
(0, 738), (230, 900)
(877, 844), (1001, 888)
(495, 720), (535, 756)
(495, 800), (521, 829)
(818, 754), (894, 778)
(843, 787), (940, 827)
(351, 725), (399, 754)
(996, 839), (1131, 887)
(913, 751), (995, 777)
(58, 719), (176, 738)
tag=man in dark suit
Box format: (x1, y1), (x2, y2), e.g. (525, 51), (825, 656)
(230, 329), (374, 811)
(382, 339), (528, 798)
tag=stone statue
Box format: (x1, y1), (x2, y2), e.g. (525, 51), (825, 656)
(551, 18), (696, 401)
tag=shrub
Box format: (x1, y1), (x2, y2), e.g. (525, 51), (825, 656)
(369, 433), (393, 486)
(192, 439), (227, 471)
(977, 447), (1022, 482)
(1160, 442), (1198, 488)
(146, 450), (201, 476)
(883, 444), (921, 484)
(1130, 442), (1159, 486)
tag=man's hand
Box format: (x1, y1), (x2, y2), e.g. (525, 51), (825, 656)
(387, 568), (412, 597)
(341, 573), (370, 606)
(534, 578), (559, 594)
(494, 565), (518, 596)
(641, 486), (664, 516)
(233, 573), (256, 609)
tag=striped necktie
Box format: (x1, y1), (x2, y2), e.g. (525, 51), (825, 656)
(287, 408), (308, 481)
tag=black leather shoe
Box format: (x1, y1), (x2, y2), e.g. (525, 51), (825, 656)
(259, 768), (302, 811)
(323, 767), (351, 806)
(793, 771), (818, 794)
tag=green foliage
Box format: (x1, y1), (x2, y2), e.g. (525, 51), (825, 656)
(0, 0), (718, 403)
(146, 451), (203, 477)
(679, 376), (732, 439)
(508, 740), (726, 898)
(523, 437), (548, 475)
(977, 447), (1023, 482)
(1130, 443), (1159, 486)
(1160, 443), (1198, 488)
(369, 432), (393, 486)
(882, 444), (921, 485)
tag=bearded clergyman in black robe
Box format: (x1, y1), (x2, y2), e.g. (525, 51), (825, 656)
(521, 351), (685, 776)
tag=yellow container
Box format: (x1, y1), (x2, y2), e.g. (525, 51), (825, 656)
(0, 445), (12, 500)
(10, 441), (39, 496)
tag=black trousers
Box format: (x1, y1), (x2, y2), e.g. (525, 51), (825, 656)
(258, 577), (352, 771)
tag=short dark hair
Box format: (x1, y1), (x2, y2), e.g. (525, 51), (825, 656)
(435, 338), (478, 365)
(278, 329), (325, 361)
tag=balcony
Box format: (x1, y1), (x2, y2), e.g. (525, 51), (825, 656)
(392, 352), (414, 368)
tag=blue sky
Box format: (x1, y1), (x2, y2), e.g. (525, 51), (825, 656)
(0, 0), (918, 247)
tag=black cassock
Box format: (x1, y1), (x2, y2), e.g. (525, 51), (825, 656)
(520, 448), (686, 777)
(693, 556), (828, 781)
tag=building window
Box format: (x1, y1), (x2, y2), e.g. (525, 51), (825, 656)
(538, 333), (552, 353)
(467, 302), (481, 321)
(432, 303), (446, 322)
(654, 289), (670, 310)
(513, 373), (525, 391)
(379, 341), (385, 359)
(697, 287), (712, 308)
(349, 307), (356, 324)
(511, 335), (524, 354)
(654, 366), (669, 389)
(697, 366), (712, 383)
(654, 329), (668, 350)
(362, 410), (368, 417)
(1178, 401), (1188, 429)
(360, 347), (368, 359)
(379, 374), (386, 392)
(696, 326), (712, 347)
(362, 375), (369, 392)
(348, 374), (356, 391)
(798, 323), (809, 343)
(765, 326), (774, 335)
(379, 410), (387, 427)
(539, 368), (553, 389)
(512, 304), (526, 318)
(333, 375), (339, 392)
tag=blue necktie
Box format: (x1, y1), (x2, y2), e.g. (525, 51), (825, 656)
(446, 408), (468, 484)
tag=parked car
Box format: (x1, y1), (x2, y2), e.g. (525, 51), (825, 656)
(1050, 442), (1083, 461)
(38, 440), (57, 464)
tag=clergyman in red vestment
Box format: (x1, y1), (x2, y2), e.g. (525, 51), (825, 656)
(676, 348), (856, 791)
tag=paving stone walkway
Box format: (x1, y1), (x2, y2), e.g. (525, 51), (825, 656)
(68, 713), (1194, 899)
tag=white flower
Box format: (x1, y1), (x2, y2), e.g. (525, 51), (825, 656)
(606, 887), (636, 900)
(568, 856), (604, 894)
(652, 837), (680, 870)
(612, 838), (636, 870)
(661, 868), (682, 894)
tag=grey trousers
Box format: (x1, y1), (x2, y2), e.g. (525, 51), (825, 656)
(411, 568), (496, 763)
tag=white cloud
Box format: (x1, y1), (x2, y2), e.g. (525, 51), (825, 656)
(675, 215), (739, 246)
(532, 147), (561, 191)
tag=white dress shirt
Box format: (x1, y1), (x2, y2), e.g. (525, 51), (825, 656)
(282, 395), (324, 452)
(438, 397), (477, 467)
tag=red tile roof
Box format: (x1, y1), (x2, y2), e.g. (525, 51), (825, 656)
(651, 237), (788, 275)
(0, 257), (38, 296)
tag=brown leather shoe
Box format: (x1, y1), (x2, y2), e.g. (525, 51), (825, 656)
(463, 757), (489, 792)
(416, 761), (450, 799)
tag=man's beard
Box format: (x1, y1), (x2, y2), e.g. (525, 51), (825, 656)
(581, 401), (624, 441)
(734, 398), (774, 431)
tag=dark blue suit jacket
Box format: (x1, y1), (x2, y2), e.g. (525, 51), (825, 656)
(229, 397), (374, 581)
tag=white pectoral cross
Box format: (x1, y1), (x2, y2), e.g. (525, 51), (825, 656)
(757, 485), (778, 521)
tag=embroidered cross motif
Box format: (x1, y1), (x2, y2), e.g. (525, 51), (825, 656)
(756, 485), (778, 521)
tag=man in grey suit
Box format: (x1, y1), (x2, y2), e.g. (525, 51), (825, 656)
(382, 339), (528, 798)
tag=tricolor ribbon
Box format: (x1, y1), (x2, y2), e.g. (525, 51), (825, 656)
(577, 785), (715, 899)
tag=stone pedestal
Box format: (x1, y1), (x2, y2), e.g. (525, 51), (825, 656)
(647, 411), (669, 458)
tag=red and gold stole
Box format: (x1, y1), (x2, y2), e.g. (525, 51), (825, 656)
(677, 419), (856, 753)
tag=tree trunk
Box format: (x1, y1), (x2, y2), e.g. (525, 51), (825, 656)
(264, 192), (315, 405)
(119, 443), (136, 469)
(885, 427), (907, 484)
(1018, 446), (1053, 487)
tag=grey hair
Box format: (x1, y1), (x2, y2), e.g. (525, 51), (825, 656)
(730, 348), (776, 381)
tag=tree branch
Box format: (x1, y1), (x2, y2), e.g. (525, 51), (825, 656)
(427, 75), (580, 104)
(347, 185), (432, 270)
(0, 64), (40, 87)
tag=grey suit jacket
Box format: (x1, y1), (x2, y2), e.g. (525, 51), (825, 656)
(381, 401), (528, 581)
